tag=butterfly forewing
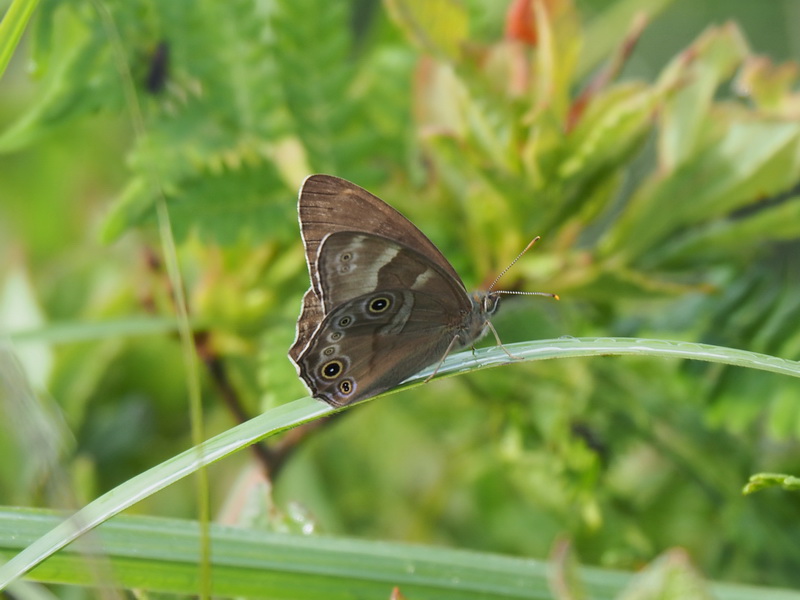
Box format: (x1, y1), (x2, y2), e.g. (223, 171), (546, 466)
(298, 175), (463, 292)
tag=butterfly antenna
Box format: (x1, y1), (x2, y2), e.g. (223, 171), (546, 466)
(487, 236), (559, 300)
(487, 235), (560, 300)
(494, 289), (559, 299)
(488, 237), (538, 291)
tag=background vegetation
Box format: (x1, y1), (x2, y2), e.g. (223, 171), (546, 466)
(1, 0), (800, 597)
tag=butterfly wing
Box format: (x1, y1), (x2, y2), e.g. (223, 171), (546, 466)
(297, 175), (464, 295)
(288, 288), (323, 363)
(291, 175), (467, 361)
(294, 288), (472, 406)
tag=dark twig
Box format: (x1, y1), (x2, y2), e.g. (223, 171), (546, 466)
(140, 246), (341, 479)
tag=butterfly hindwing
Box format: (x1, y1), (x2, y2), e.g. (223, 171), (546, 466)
(288, 289), (324, 362)
(295, 288), (461, 405)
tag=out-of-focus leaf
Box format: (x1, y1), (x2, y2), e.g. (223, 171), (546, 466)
(0, 342), (72, 504)
(655, 193), (800, 266)
(553, 82), (661, 228)
(530, 0), (581, 117)
(0, 266), (52, 386)
(385, 0), (469, 61)
(0, 0), (41, 81)
(548, 538), (587, 600)
(744, 473), (800, 495)
(579, 0), (676, 79)
(603, 120), (800, 264)
(657, 23), (750, 171)
(618, 549), (713, 600)
(0, 18), (111, 152)
(735, 55), (800, 116)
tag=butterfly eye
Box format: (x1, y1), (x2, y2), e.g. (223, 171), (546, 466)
(321, 360), (343, 379)
(483, 295), (500, 314)
(338, 379), (354, 396)
(368, 296), (390, 313)
(340, 252), (352, 262)
(338, 316), (353, 328)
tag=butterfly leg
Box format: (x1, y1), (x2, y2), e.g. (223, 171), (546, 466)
(485, 320), (523, 360)
(424, 335), (461, 383)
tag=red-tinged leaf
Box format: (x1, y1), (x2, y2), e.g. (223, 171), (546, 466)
(505, 0), (538, 45)
(506, 0), (568, 46)
(389, 586), (409, 600)
(566, 13), (648, 131)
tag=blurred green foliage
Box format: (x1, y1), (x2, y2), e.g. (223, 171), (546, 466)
(1, 0), (800, 596)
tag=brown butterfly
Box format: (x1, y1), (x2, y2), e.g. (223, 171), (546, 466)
(289, 175), (555, 406)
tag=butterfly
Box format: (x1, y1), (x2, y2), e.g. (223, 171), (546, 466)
(289, 175), (555, 406)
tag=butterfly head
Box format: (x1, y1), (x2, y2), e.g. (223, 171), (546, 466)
(476, 291), (501, 317)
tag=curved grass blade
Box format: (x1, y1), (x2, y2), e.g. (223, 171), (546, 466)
(1, 337), (798, 587)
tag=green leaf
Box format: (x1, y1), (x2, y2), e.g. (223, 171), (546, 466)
(743, 473), (800, 495)
(657, 23), (750, 170)
(0, 0), (41, 82)
(618, 549), (712, 600)
(579, 0), (676, 78)
(385, 0), (469, 61)
(603, 120), (800, 265)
